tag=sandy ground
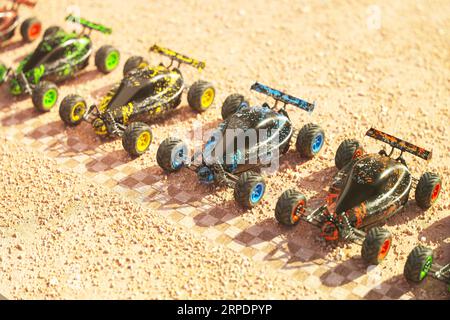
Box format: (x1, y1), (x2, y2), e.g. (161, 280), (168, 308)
(0, 0), (449, 299)
(0, 139), (329, 299)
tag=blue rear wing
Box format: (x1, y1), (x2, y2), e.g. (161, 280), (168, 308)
(250, 82), (315, 113)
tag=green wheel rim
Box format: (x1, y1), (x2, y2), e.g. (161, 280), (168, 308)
(0, 65), (6, 83)
(105, 51), (120, 71)
(420, 256), (433, 280)
(42, 88), (58, 110)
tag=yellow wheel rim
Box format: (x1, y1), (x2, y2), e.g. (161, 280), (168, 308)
(136, 131), (152, 153)
(93, 118), (107, 136)
(200, 87), (215, 109)
(71, 101), (86, 122)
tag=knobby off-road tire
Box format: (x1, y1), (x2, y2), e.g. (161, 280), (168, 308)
(296, 123), (325, 158)
(43, 26), (63, 38)
(275, 189), (306, 226)
(122, 122), (153, 157)
(221, 93), (249, 120)
(335, 139), (364, 170)
(234, 172), (266, 209)
(95, 45), (121, 74)
(32, 81), (59, 112)
(20, 17), (42, 42)
(415, 172), (442, 210)
(361, 227), (392, 265)
(156, 137), (188, 172)
(187, 80), (215, 112)
(404, 246), (434, 283)
(123, 56), (145, 76)
(59, 94), (87, 126)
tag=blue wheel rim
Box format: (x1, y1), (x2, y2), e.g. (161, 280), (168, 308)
(172, 147), (185, 169)
(250, 182), (265, 204)
(311, 133), (324, 154)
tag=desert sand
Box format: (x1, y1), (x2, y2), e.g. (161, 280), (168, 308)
(0, 0), (448, 299)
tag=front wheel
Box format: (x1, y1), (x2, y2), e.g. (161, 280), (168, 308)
(123, 56), (146, 76)
(415, 172), (442, 210)
(275, 189), (306, 226)
(122, 122), (153, 157)
(95, 45), (120, 74)
(221, 93), (249, 120)
(20, 17), (42, 42)
(404, 246), (434, 283)
(43, 26), (63, 38)
(296, 123), (325, 158)
(335, 139), (364, 170)
(32, 81), (59, 112)
(361, 227), (392, 265)
(234, 172), (266, 209)
(187, 80), (215, 112)
(156, 137), (188, 172)
(59, 94), (87, 126)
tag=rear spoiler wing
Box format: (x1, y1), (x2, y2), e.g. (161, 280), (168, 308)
(250, 82), (315, 112)
(149, 44), (205, 70)
(366, 128), (432, 161)
(65, 15), (112, 35)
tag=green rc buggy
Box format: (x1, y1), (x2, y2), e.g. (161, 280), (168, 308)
(58, 44), (216, 157)
(0, 15), (120, 112)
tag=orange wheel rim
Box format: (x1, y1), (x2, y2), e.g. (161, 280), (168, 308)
(352, 148), (363, 159)
(291, 200), (305, 223)
(431, 183), (441, 202)
(321, 221), (339, 241)
(377, 239), (391, 261)
(28, 23), (41, 39)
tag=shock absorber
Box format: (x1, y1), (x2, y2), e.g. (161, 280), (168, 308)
(102, 111), (121, 136)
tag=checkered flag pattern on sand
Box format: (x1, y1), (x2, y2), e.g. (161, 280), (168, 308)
(0, 105), (415, 300)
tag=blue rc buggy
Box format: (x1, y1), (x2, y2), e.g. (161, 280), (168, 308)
(156, 82), (325, 208)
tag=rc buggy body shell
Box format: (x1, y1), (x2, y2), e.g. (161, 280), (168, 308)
(9, 30), (92, 95)
(202, 104), (293, 178)
(93, 64), (185, 136)
(327, 153), (411, 229)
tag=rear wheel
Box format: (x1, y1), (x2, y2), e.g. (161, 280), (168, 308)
(404, 246), (434, 283)
(122, 122), (153, 157)
(187, 80), (215, 112)
(59, 94), (87, 126)
(43, 26), (63, 38)
(95, 45), (120, 74)
(234, 172), (266, 208)
(123, 56), (146, 76)
(221, 93), (249, 120)
(296, 123), (325, 158)
(20, 17), (42, 42)
(32, 81), (59, 112)
(415, 172), (442, 209)
(156, 137), (188, 172)
(361, 227), (392, 265)
(275, 189), (306, 226)
(335, 139), (364, 170)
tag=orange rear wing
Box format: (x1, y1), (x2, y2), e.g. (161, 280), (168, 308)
(149, 44), (205, 70)
(366, 128), (432, 161)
